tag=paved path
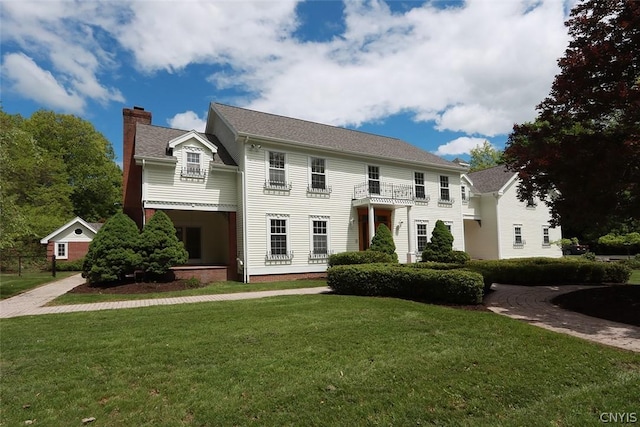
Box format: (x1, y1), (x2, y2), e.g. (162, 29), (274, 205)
(2, 275), (639, 353)
(0, 274), (330, 319)
(484, 284), (640, 353)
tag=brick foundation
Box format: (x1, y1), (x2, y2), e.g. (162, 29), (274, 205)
(171, 266), (232, 283)
(248, 272), (327, 283)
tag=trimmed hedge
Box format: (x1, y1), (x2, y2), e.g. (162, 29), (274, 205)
(52, 258), (85, 271)
(467, 258), (631, 291)
(327, 264), (484, 305)
(328, 251), (395, 267)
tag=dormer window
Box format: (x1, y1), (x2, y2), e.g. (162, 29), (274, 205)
(181, 149), (206, 178)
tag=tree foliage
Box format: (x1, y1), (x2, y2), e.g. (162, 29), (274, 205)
(0, 108), (122, 251)
(83, 213), (141, 285)
(469, 141), (503, 172)
(139, 211), (188, 278)
(422, 220), (454, 262)
(368, 223), (398, 262)
(504, 0), (640, 235)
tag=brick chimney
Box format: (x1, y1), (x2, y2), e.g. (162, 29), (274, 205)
(122, 106), (152, 229)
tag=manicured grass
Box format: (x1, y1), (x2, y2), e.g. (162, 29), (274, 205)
(49, 279), (328, 305)
(628, 270), (640, 285)
(2, 295), (639, 426)
(0, 271), (77, 299)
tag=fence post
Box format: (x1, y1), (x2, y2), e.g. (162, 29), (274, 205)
(52, 254), (56, 278)
(18, 255), (22, 277)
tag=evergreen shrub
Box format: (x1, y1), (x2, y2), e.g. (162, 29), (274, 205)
(368, 223), (398, 262)
(138, 211), (188, 279)
(421, 220), (469, 263)
(327, 264), (483, 304)
(82, 213), (141, 285)
(328, 251), (394, 267)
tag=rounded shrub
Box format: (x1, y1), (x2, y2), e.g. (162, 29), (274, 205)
(82, 212), (141, 285)
(328, 251), (394, 267)
(138, 211), (188, 279)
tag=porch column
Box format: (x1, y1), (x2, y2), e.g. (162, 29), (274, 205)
(406, 206), (415, 263)
(368, 204), (375, 245)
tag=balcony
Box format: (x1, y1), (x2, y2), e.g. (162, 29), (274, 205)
(264, 180), (292, 191)
(181, 166), (206, 179)
(353, 181), (418, 206)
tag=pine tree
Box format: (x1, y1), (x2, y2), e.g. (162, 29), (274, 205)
(369, 223), (398, 262)
(82, 213), (141, 285)
(138, 211), (188, 278)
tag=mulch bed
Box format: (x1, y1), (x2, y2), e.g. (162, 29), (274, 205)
(69, 280), (204, 294)
(552, 285), (640, 327)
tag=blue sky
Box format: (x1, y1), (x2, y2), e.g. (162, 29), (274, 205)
(1, 0), (574, 165)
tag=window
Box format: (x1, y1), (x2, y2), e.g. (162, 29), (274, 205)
(56, 242), (68, 259)
(308, 158), (331, 193)
(368, 165), (380, 195)
(444, 221), (453, 233)
(74, 228), (83, 235)
(266, 151), (288, 189)
(414, 172), (426, 200)
(439, 175), (451, 202)
(526, 197), (537, 208)
(310, 217), (330, 259)
(461, 185), (467, 203)
(416, 222), (428, 252)
(514, 225), (524, 246)
(181, 150), (205, 178)
(267, 215), (292, 260)
(542, 226), (550, 246)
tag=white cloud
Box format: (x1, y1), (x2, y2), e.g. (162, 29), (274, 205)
(1, 0), (572, 137)
(2, 53), (85, 112)
(435, 137), (489, 156)
(167, 111), (207, 132)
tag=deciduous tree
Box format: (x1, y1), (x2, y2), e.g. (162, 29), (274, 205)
(504, 0), (640, 236)
(469, 141), (503, 172)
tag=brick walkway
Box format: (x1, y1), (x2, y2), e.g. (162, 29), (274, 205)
(484, 284), (640, 353)
(2, 275), (638, 353)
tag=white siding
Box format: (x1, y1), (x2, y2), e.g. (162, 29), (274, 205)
(143, 138), (237, 211)
(497, 181), (562, 259)
(50, 223), (96, 243)
(464, 195), (500, 259)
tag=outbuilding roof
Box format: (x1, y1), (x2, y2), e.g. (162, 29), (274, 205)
(212, 103), (464, 170)
(466, 165), (517, 194)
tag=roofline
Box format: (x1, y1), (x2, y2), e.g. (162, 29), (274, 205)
(497, 172), (519, 195)
(134, 155), (178, 166)
(237, 131), (467, 173)
(40, 216), (97, 243)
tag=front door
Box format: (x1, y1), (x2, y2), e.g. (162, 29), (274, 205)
(358, 208), (392, 250)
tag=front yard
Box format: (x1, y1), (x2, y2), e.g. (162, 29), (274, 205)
(0, 271), (76, 299)
(2, 295), (639, 426)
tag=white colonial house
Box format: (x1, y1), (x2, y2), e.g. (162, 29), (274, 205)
(122, 103), (562, 283)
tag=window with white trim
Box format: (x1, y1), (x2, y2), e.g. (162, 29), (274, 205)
(266, 151), (289, 189)
(542, 226), (550, 246)
(368, 165), (380, 195)
(439, 175), (451, 202)
(526, 197), (537, 208)
(416, 221), (428, 252)
(56, 242), (68, 259)
(310, 217), (330, 259)
(514, 225), (524, 246)
(266, 215), (292, 260)
(414, 172), (426, 200)
(308, 157), (330, 193)
(461, 185), (467, 203)
(181, 149), (205, 178)
(444, 221), (453, 234)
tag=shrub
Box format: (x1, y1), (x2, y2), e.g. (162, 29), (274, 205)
(422, 220), (453, 262)
(466, 257), (631, 291)
(138, 211), (188, 279)
(368, 223), (398, 262)
(328, 251), (395, 267)
(327, 264), (483, 304)
(83, 213), (142, 285)
(620, 254), (640, 269)
(52, 258), (85, 271)
(409, 262), (465, 270)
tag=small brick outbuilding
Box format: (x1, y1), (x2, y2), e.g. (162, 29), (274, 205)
(40, 217), (103, 262)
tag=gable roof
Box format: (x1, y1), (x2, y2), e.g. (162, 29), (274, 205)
(40, 217), (102, 243)
(134, 123), (237, 167)
(466, 165), (517, 194)
(212, 103), (464, 171)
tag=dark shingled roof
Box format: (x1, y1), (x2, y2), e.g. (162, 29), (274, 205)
(134, 123), (237, 167)
(213, 103), (463, 170)
(88, 222), (103, 232)
(466, 165), (516, 193)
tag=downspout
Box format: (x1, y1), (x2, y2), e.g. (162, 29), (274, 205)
(242, 136), (250, 283)
(141, 159), (146, 227)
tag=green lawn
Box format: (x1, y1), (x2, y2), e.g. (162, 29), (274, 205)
(628, 270), (640, 285)
(0, 271), (77, 299)
(49, 279), (328, 305)
(2, 295), (638, 426)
